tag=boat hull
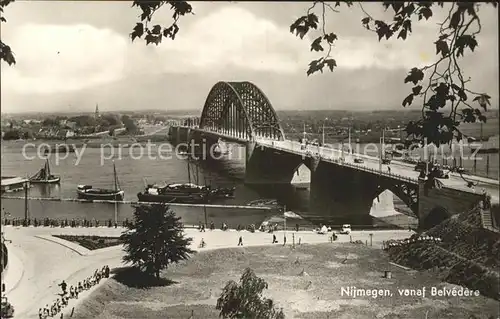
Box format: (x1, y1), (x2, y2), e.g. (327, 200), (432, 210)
(137, 192), (208, 204)
(30, 177), (61, 184)
(77, 189), (124, 201)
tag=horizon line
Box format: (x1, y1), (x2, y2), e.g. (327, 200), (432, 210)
(3, 107), (499, 116)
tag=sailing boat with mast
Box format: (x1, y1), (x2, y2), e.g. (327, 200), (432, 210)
(76, 161), (124, 200)
(30, 159), (61, 184)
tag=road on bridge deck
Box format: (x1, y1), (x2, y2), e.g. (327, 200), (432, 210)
(173, 128), (498, 203)
(256, 138), (499, 204)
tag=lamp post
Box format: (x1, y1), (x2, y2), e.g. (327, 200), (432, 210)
(382, 127), (385, 158)
(322, 122), (325, 146)
(348, 127), (351, 154)
(283, 205), (287, 233)
(341, 139), (344, 162)
(203, 204), (208, 227)
(379, 127), (386, 171)
(24, 179), (29, 222)
(322, 117), (328, 146)
(114, 195), (118, 226)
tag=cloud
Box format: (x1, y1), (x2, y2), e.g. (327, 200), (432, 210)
(1, 24), (128, 94)
(154, 7), (312, 74)
(150, 6), (444, 73)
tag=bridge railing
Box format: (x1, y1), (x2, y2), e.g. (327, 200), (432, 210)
(177, 126), (283, 141)
(257, 140), (418, 184)
(337, 158), (418, 183)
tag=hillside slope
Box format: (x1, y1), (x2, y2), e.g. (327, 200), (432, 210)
(386, 206), (500, 300)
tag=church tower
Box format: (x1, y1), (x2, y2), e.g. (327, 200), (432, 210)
(94, 103), (100, 118)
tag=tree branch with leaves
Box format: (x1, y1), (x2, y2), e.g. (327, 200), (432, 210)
(130, 1), (193, 45)
(290, 1), (496, 146)
(0, 0), (16, 65)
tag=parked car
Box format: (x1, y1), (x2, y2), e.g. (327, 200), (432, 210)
(354, 158), (364, 164)
(340, 224), (351, 234)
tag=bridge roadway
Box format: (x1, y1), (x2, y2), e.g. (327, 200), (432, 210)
(178, 126), (498, 203)
(256, 138), (499, 204)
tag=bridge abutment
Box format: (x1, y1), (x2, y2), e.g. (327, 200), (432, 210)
(417, 178), (485, 229)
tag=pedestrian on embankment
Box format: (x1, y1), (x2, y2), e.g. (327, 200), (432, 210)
(238, 236), (243, 246)
(59, 280), (67, 295)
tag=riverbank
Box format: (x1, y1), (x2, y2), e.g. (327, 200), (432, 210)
(2, 226), (412, 319)
(73, 244), (499, 319)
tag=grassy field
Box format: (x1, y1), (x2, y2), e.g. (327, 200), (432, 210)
(72, 243), (498, 319)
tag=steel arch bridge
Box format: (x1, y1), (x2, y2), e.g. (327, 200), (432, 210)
(199, 81), (286, 141)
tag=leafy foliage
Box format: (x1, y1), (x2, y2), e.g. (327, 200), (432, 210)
(290, 2), (350, 76)
(67, 115), (97, 128)
(1, 1), (496, 146)
(0, 0), (16, 65)
(289, 1), (496, 146)
(120, 204), (194, 280)
(121, 115), (138, 134)
(130, 1), (193, 45)
(216, 268), (285, 319)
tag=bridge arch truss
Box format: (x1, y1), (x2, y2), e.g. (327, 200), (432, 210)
(199, 81), (285, 141)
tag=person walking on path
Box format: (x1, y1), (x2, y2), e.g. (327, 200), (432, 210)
(283, 235), (287, 246)
(58, 280), (67, 295)
(272, 234), (277, 244)
(237, 236), (243, 246)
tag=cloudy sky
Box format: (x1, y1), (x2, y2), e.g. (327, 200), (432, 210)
(1, 1), (498, 113)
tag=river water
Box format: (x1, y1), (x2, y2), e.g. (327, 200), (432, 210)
(4, 138), (492, 228)
(1, 140), (314, 228)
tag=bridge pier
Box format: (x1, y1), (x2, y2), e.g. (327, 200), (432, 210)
(187, 131), (220, 160)
(245, 142), (303, 184)
(168, 126), (192, 146)
(309, 162), (378, 224)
